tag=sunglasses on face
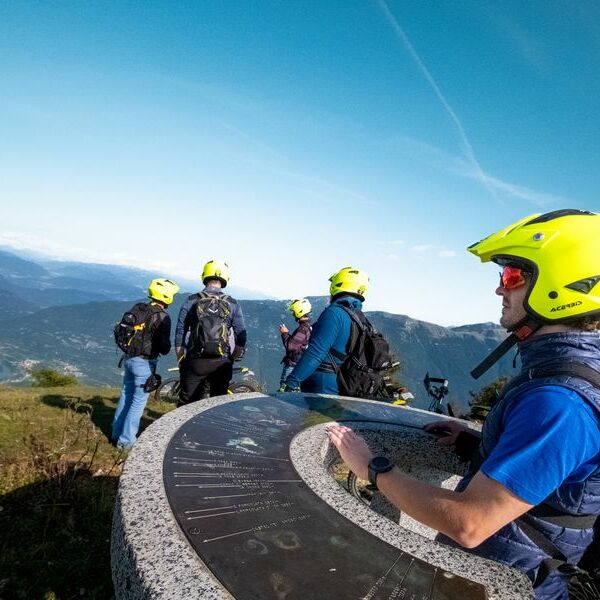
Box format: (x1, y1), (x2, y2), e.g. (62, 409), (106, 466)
(499, 266), (528, 290)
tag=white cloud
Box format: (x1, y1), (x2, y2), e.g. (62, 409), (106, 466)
(453, 159), (565, 207)
(0, 232), (89, 259)
(392, 136), (573, 208)
(0, 231), (193, 278)
(438, 250), (457, 258)
(214, 120), (378, 208)
(411, 244), (434, 252)
(377, 3), (578, 209)
(377, 0), (498, 202)
(377, 239), (405, 247)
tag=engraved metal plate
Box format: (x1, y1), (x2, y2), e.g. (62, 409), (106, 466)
(164, 394), (487, 599)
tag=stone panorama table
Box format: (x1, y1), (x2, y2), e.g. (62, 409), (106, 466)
(112, 392), (533, 600)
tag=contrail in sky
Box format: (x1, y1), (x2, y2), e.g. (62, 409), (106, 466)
(377, 0), (499, 201)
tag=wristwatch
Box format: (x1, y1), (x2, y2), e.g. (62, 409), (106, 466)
(367, 456), (394, 490)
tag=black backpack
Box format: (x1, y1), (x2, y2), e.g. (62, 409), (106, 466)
(189, 292), (232, 358)
(114, 302), (161, 356)
(330, 306), (393, 398)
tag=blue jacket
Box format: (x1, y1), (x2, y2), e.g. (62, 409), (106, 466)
(452, 332), (600, 600)
(174, 286), (247, 356)
(286, 295), (362, 393)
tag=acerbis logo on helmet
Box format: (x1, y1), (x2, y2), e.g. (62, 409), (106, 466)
(550, 301), (583, 313)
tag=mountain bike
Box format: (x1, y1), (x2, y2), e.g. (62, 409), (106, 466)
(423, 372), (450, 414)
(153, 366), (263, 403)
(370, 362), (415, 406)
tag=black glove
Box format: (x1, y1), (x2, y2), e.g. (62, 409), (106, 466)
(454, 431), (481, 462)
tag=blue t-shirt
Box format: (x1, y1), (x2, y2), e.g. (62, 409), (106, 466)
(481, 385), (600, 505)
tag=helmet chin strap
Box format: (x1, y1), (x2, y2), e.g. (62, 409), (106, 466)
(470, 317), (542, 380)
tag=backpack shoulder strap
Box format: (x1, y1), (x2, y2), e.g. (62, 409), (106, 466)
(530, 362), (600, 389)
(219, 294), (232, 311)
(336, 304), (368, 330)
(502, 362), (600, 402)
(328, 304), (364, 362)
(147, 302), (164, 321)
(516, 513), (593, 586)
(195, 291), (217, 308)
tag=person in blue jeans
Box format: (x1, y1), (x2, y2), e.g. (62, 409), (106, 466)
(328, 210), (600, 600)
(112, 278), (179, 449)
(283, 267), (369, 394)
(278, 298), (312, 391)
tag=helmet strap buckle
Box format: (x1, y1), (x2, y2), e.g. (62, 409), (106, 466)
(471, 318), (541, 380)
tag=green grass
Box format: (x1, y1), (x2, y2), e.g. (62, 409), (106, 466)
(0, 386), (174, 599)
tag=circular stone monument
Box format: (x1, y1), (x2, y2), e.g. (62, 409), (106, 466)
(111, 392), (533, 599)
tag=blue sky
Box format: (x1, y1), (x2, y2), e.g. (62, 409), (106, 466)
(1, 1), (598, 325)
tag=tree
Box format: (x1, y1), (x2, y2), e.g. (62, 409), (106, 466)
(30, 368), (77, 387)
(468, 376), (510, 421)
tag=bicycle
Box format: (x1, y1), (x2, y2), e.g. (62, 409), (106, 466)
(368, 361), (415, 406)
(423, 372), (450, 414)
(153, 365), (263, 403)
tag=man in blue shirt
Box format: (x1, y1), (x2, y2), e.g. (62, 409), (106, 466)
(283, 267), (369, 394)
(328, 210), (600, 599)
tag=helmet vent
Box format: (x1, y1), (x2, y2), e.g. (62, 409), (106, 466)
(565, 275), (600, 294)
(527, 209), (594, 225)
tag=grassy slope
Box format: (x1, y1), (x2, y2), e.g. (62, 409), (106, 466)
(0, 386), (174, 600)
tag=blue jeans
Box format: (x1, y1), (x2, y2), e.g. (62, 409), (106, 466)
(280, 364), (295, 388)
(112, 356), (157, 448)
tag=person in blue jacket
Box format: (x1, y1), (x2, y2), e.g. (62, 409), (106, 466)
(328, 210), (600, 600)
(283, 267), (369, 394)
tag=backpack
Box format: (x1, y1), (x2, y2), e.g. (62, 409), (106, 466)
(283, 323), (312, 365)
(189, 292), (232, 358)
(114, 302), (161, 356)
(330, 306), (393, 398)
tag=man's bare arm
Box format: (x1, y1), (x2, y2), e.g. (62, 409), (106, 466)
(377, 469), (533, 548)
(327, 424), (533, 548)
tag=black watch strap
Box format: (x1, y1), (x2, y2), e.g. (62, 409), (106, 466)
(368, 456), (394, 490)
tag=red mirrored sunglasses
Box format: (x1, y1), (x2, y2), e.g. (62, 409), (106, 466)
(499, 266), (528, 290)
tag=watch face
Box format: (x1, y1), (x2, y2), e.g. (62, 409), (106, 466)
(371, 456), (390, 470)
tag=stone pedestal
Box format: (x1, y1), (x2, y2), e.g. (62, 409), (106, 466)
(112, 392), (533, 599)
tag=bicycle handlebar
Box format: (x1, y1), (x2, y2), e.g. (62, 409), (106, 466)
(166, 366), (254, 376)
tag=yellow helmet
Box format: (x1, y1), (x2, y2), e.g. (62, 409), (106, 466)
(202, 260), (231, 288)
(148, 278), (180, 305)
(329, 267), (369, 300)
(288, 298), (312, 319)
(468, 209), (600, 323)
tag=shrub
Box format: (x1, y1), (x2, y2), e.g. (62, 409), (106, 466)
(30, 368), (77, 387)
(468, 376), (510, 420)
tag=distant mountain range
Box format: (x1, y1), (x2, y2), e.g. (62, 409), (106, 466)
(0, 247), (517, 412)
(0, 247), (273, 309)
